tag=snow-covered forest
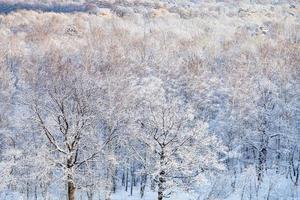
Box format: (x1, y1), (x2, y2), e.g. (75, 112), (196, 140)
(0, 0), (299, 199)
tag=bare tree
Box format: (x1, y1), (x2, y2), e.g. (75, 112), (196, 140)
(132, 95), (225, 200)
(29, 67), (114, 200)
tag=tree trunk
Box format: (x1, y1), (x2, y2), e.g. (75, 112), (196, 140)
(105, 167), (112, 200)
(257, 133), (268, 182)
(158, 149), (166, 200)
(125, 168), (129, 191)
(289, 147), (300, 186)
(34, 184), (38, 200)
(87, 191), (93, 200)
(151, 176), (156, 191)
(26, 182), (30, 200)
(67, 154), (76, 200)
(122, 169), (125, 186)
(112, 169), (117, 193)
(130, 166), (135, 196)
(140, 174), (147, 198)
(275, 136), (281, 173)
(67, 174), (76, 200)
(157, 170), (166, 200)
(257, 146), (267, 181)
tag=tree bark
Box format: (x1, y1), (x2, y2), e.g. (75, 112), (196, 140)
(157, 149), (166, 200)
(125, 168), (129, 191)
(288, 147), (300, 186)
(158, 170), (166, 200)
(112, 169), (117, 193)
(130, 166), (135, 196)
(67, 181), (75, 200)
(275, 136), (281, 173)
(34, 184), (38, 200)
(122, 169), (125, 186)
(67, 174), (76, 200)
(87, 191), (93, 200)
(257, 146), (267, 181)
(140, 174), (147, 198)
(257, 132), (268, 182)
(26, 182), (30, 200)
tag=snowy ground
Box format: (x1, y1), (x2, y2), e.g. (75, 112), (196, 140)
(110, 189), (197, 200)
(2, 169), (299, 200)
(0, 189), (197, 200)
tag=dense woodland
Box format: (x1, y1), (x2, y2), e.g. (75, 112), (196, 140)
(0, 1), (299, 200)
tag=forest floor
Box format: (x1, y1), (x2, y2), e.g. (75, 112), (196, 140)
(2, 170), (300, 200)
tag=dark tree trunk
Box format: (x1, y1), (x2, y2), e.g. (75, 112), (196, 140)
(134, 176), (137, 187)
(157, 170), (166, 200)
(257, 131), (268, 182)
(130, 166), (135, 196)
(157, 149), (166, 200)
(67, 174), (76, 200)
(151, 176), (156, 191)
(112, 169), (117, 193)
(87, 191), (93, 200)
(140, 174), (147, 198)
(26, 182), (30, 200)
(122, 169), (125, 186)
(257, 146), (267, 181)
(125, 168), (129, 192)
(289, 147), (300, 186)
(67, 154), (76, 200)
(34, 184), (38, 200)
